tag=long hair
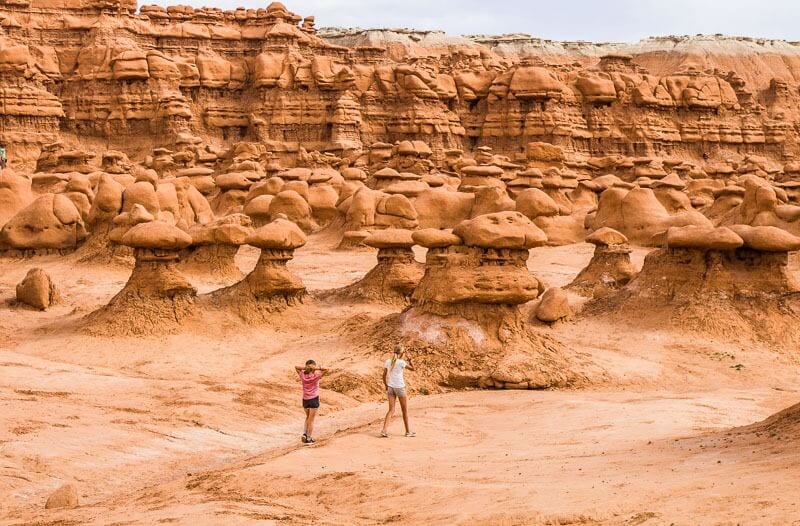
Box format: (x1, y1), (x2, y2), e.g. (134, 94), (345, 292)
(389, 344), (403, 372)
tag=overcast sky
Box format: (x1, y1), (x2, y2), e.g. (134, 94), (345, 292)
(149, 0), (800, 42)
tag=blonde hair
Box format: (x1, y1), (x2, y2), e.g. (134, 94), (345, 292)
(389, 343), (404, 372)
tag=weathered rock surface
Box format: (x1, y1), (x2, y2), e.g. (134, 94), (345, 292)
(15, 267), (59, 310)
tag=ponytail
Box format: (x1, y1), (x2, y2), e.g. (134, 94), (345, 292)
(389, 343), (403, 372)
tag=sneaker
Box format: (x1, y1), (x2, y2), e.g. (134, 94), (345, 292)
(380, 431), (389, 438)
(305, 437), (315, 445)
(405, 431), (416, 437)
(301, 433), (307, 443)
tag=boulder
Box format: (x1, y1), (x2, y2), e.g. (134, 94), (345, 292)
(411, 228), (463, 248)
(45, 484), (78, 510)
(727, 224), (800, 252)
(246, 218), (307, 250)
(364, 228), (415, 249)
(16, 268), (59, 310)
(1, 194), (86, 250)
(515, 188), (560, 219)
(587, 227), (628, 246)
(665, 226), (743, 251)
(535, 287), (572, 323)
(121, 221), (192, 250)
(453, 211), (547, 249)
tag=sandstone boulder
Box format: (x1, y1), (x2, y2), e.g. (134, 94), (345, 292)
(535, 287), (572, 323)
(1, 194), (86, 250)
(45, 484), (78, 510)
(453, 211), (547, 249)
(16, 268), (59, 310)
(665, 226), (743, 251)
(727, 224), (800, 252)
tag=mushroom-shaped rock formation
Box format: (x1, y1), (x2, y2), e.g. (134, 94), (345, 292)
(0, 194), (87, 256)
(368, 212), (577, 391)
(208, 218), (307, 322)
(16, 268), (60, 310)
(74, 174), (130, 265)
(83, 221), (196, 335)
(0, 170), (34, 228)
(323, 229), (424, 306)
(567, 227), (637, 298)
(589, 186), (711, 245)
(584, 225), (800, 347)
(179, 214), (253, 281)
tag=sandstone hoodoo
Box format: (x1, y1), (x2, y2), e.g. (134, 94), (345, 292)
(4, 2), (800, 523)
(208, 216), (306, 322)
(586, 225), (800, 347)
(567, 227), (637, 297)
(83, 220), (196, 335)
(323, 228), (424, 305)
(179, 213), (253, 281)
(0, 193), (87, 256)
(374, 211), (576, 390)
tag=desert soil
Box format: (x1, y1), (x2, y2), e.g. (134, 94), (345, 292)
(1, 238), (799, 525)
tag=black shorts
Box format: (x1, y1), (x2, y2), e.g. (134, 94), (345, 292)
(302, 396), (320, 409)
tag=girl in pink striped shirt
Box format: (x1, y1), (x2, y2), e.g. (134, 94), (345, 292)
(294, 359), (329, 444)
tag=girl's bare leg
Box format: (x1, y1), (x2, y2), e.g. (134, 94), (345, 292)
(306, 408), (318, 438)
(303, 408), (310, 435)
(398, 395), (411, 433)
(381, 392), (397, 434)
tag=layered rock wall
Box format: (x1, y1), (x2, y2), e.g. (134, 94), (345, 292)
(3, 1), (800, 170)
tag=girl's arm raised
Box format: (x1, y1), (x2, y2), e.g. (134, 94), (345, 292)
(405, 354), (415, 371)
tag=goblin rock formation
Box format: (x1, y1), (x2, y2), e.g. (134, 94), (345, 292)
(586, 225), (800, 347)
(83, 220), (196, 335)
(208, 216), (306, 322)
(2, 0), (800, 174)
(568, 227), (637, 297)
(374, 211), (576, 390)
(323, 228), (424, 305)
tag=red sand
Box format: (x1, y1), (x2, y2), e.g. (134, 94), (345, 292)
(2, 241), (799, 524)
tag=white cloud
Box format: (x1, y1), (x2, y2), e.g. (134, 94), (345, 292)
(144, 0), (800, 42)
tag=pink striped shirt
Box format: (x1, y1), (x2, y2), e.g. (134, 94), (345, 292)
(298, 370), (322, 400)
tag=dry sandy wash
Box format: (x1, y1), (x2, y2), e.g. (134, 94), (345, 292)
(1, 239), (799, 525)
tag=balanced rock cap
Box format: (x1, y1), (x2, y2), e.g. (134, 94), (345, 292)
(453, 211), (548, 249)
(121, 220), (192, 250)
(246, 217), (307, 250)
(652, 172), (686, 189)
(364, 228), (415, 249)
(665, 225), (743, 251)
(373, 167), (401, 179)
(461, 165), (504, 177)
(411, 228), (463, 248)
(586, 227), (628, 246)
(727, 224), (800, 252)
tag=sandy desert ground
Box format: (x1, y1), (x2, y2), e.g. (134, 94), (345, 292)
(1, 234), (799, 526)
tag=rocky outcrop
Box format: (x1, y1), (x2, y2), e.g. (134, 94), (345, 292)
(1, 2), (800, 171)
(568, 227), (637, 297)
(323, 228), (424, 305)
(83, 221), (196, 335)
(208, 217), (307, 322)
(584, 225), (800, 348)
(371, 211), (578, 390)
